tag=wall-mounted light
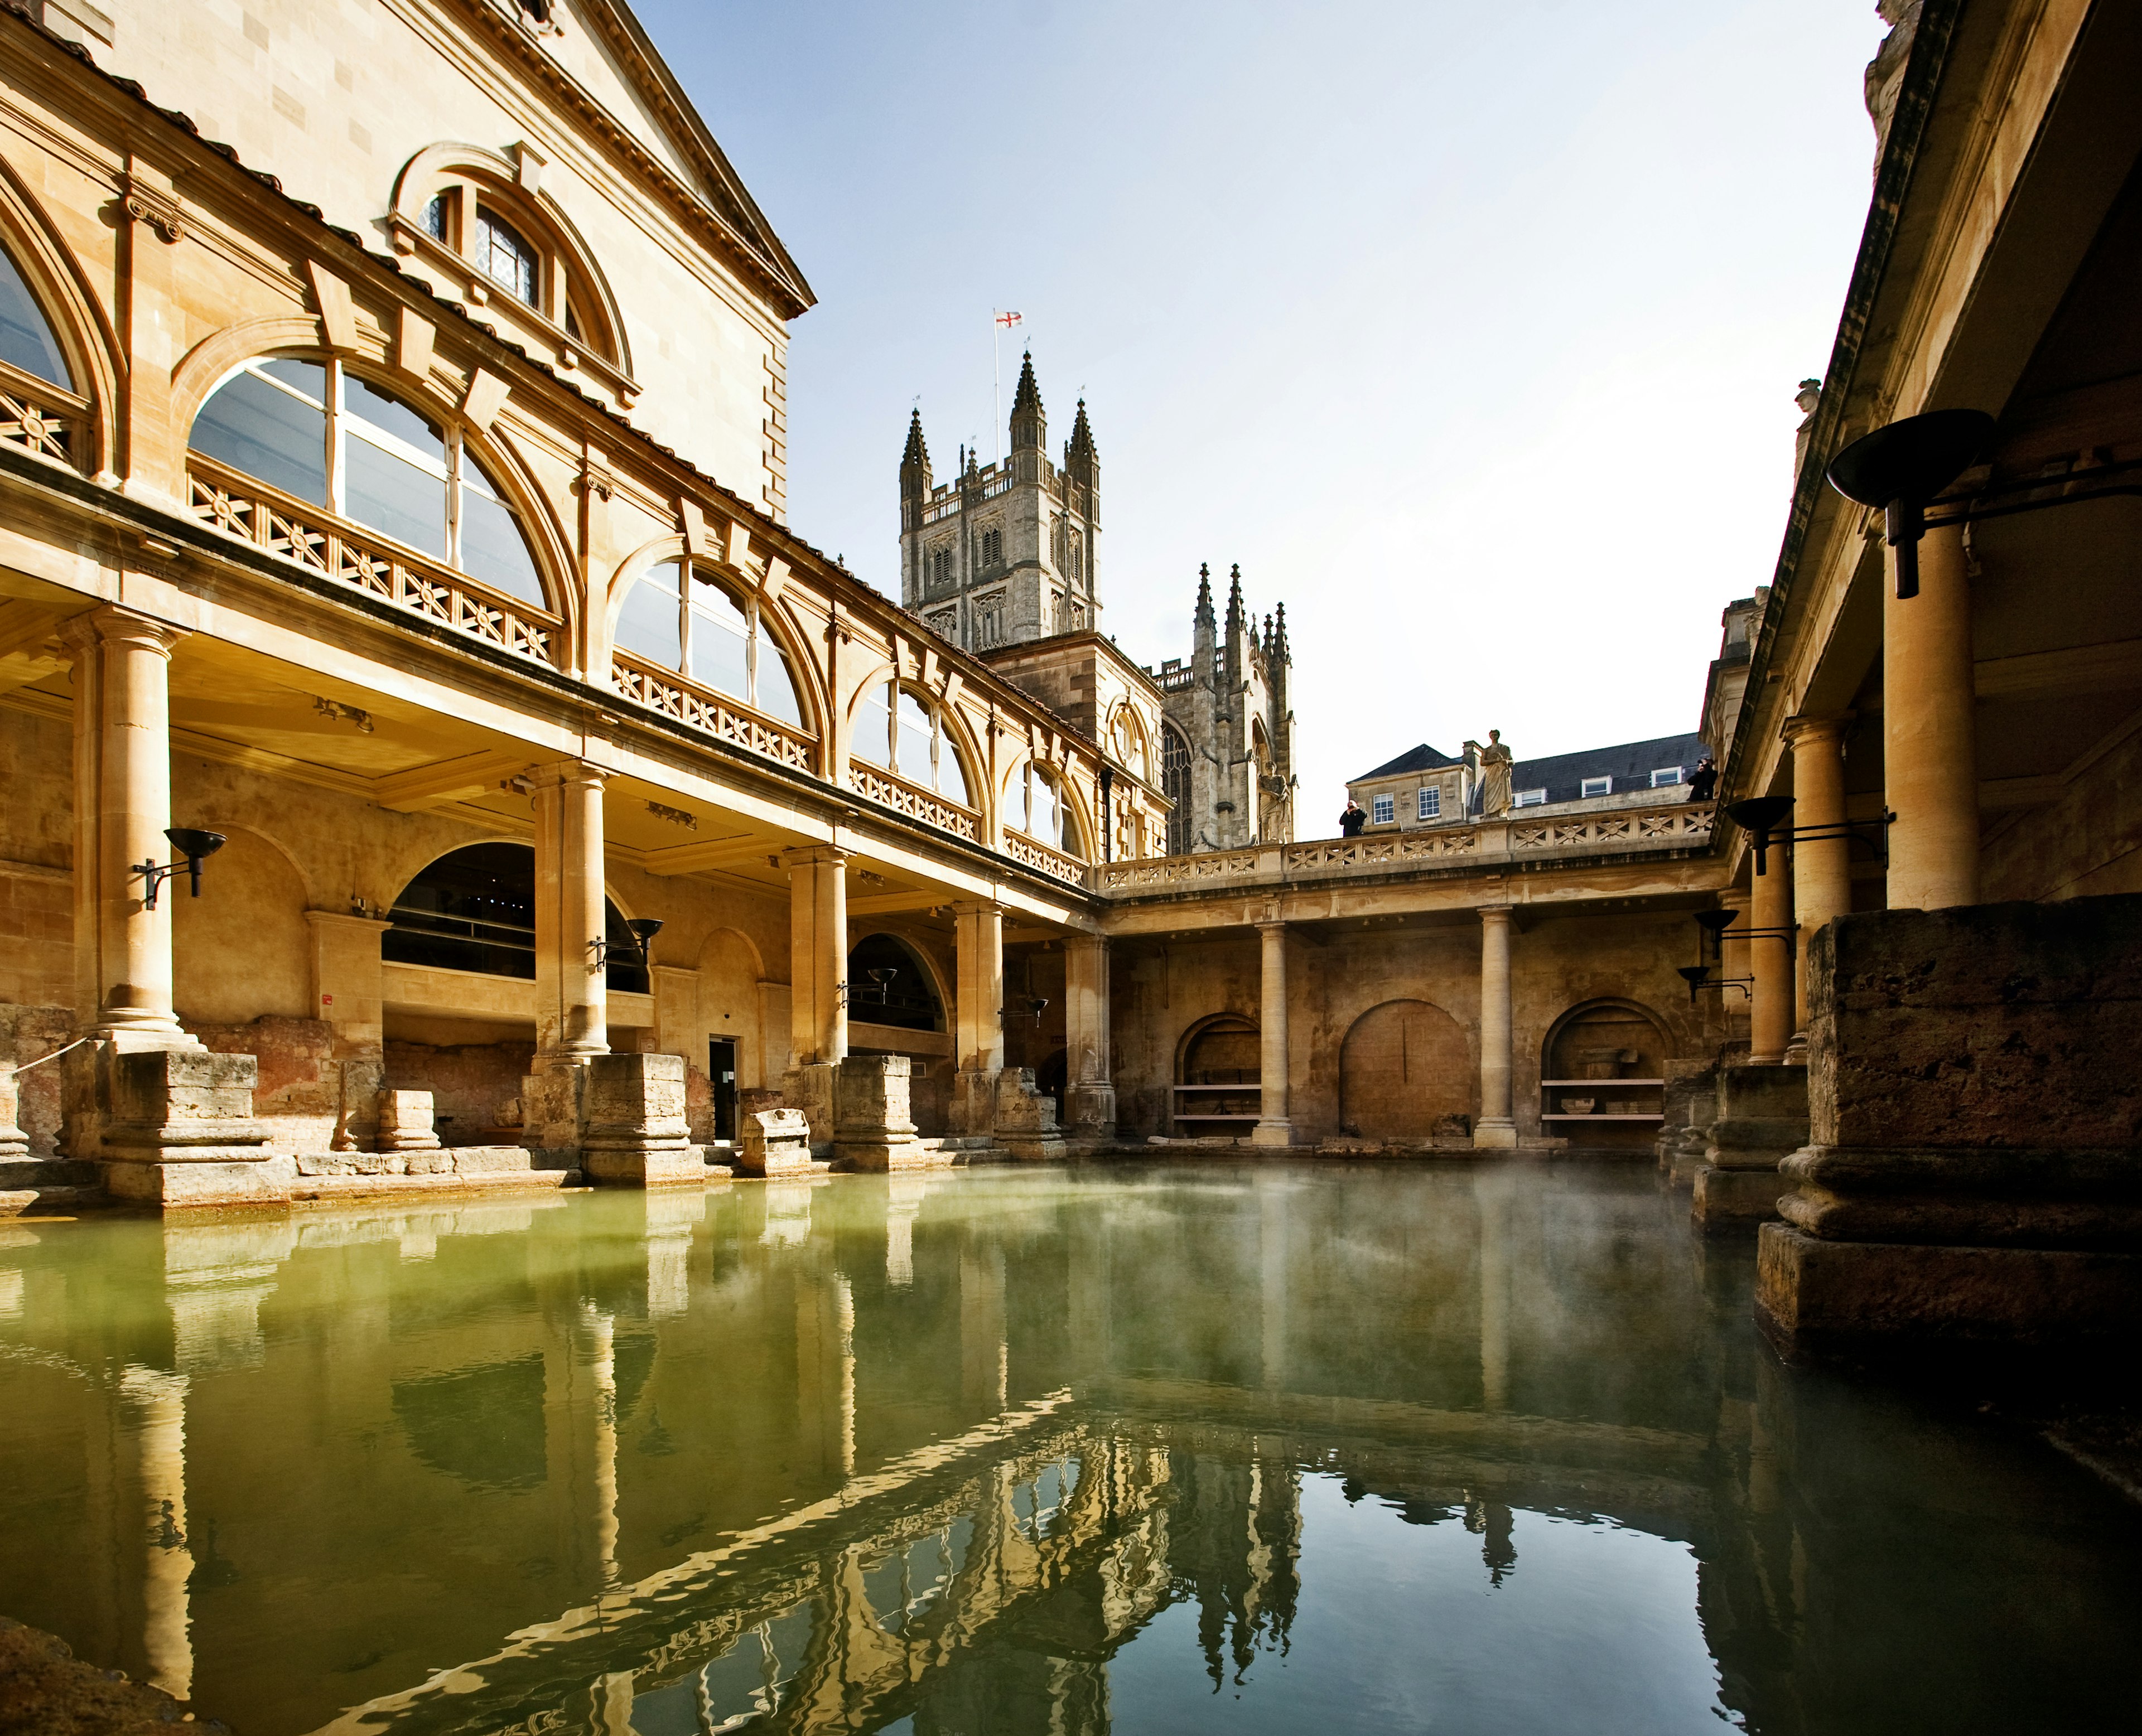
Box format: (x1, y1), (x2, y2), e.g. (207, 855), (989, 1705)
(592, 917), (664, 968)
(1726, 794), (1894, 875)
(865, 966), (898, 1005)
(1001, 995), (1049, 1024)
(136, 828), (225, 910)
(1826, 409), (1995, 598)
(1681, 910), (1754, 1004)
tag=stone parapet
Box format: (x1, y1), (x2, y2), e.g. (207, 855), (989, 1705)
(1762, 897), (2142, 1349)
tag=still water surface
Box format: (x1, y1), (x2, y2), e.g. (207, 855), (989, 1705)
(2, 1164), (2139, 1734)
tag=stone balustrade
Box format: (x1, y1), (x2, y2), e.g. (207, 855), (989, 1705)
(1095, 802), (1716, 896)
(611, 652), (817, 772)
(845, 762), (981, 843)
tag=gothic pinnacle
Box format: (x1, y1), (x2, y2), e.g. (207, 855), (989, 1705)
(1011, 349), (1043, 416)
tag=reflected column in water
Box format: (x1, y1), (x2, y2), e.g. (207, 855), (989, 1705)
(1067, 1208), (1112, 1379)
(886, 1174), (929, 1289)
(584, 1304), (620, 1590)
(1474, 1167), (1512, 1411)
(795, 1269), (856, 1480)
(643, 1191), (702, 1319)
(962, 1247), (1007, 1416)
(119, 1367), (193, 1703)
(1258, 1175), (1288, 1391)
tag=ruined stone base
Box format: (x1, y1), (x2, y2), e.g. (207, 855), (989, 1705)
(1472, 1118), (1517, 1150)
(1691, 1163), (1786, 1228)
(1064, 1080), (1117, 1139)
(102, 1154), (297, 1208)
(582, 1146), (705, 1186)
(783, 1062), (838, 1145)
(1756, 1222), (2142, 1351)
(834, 1136), (932, 1172)
(997, 1131), (1068, 1162)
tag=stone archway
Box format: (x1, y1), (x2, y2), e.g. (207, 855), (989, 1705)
(1338, 999), (1471, 1140)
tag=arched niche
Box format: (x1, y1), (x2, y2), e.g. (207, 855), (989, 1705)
(845, 932), (945, 1033)
(1338, 998), (1472, 1140)
(1174, 1011), (1260, 1135)
(383, 843), (650, 993)
(1541, 998), (1676, 1149)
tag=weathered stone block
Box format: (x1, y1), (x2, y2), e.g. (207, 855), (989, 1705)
(581, 1052), (694, 1184)
(103, 1154), (297, 1207)
(995, 1068), (1067, 1163)
(782, 1062), (837, 1146)
(1756, 1222), (2142, 1347)
(834, 1056), (926, 1172)
(1691, 1165), (1788, 1227)
(104, 1047), (268, 1156)
(0, 1066), (26, 1159)
(735, 1107), (813, 1177)
(375, 1088), (441, 1152)
(519, 1060), (586, 1154)
(582, 1148), (707, 1186)
(1810, 897), (2142, 1151)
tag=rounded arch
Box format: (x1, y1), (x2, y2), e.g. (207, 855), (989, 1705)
(846, 930), (947, 1033)
(0, 157), (122, 475)
(602, 535), (827, 743)
(1338, 998), (1472, 1140)
(382, 842), (650, 993)
(1175, 1010), (1258, 1084)
(388, 143), (633, 377)
(1541, 997), (1677, 1149)
(1103, 699), (1152, 782)
(999, 749), (1090, 860)
(170, 316), (355, 441)
(172, 825), (311, 1027)
(845, 670), (982, 811)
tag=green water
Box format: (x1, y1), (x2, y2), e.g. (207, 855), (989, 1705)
(2, 1163), (2138, 1735)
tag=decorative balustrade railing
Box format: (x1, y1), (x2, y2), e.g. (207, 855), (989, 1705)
(1003, 830), (1086, 887)
(0, 381), (79, 467)
(922, 495), (961, 524)
(1151, 664), (1194, 693)
(611, 654), (817, 772)
(846, 762), (981, 843)
(1098, 804), (1717, 894)
(186, 460), (559, 668)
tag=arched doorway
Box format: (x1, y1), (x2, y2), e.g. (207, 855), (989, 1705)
(1339, 999), (1471, 1140)
(1541, 999), (1675, 1150)
(1175, 1013), (1260, 1135)
(383, 843), (649, 992)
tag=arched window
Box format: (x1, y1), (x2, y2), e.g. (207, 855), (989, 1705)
(1107, 705), (1150, 781)
(854, 681), (969, 805)
(188, 356), (546, 608)
(0, 245), (69, 390)
(846, 932), (943, 1032)
(614, 559), (803, 726)
(473, 210), (539, 307)
(1006, 758), (1072, 852)
(383, 843), (649, 993)
(1162, 722), (1192, 855)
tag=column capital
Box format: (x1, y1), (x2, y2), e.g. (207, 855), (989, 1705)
(62, 605), (189, 659)
(1253, 917), (1287, 935)
(780, 844), (851, 872)
(528, 758), (610, 791)
(1782, 712), (1855, 748)
(1478, 904), (1514, 928)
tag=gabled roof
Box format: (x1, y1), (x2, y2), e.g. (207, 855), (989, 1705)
(1510, 732), (1710, 804)
(1355, 743), (1461, 779)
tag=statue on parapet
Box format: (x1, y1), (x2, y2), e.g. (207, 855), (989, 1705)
(1468, 729), (1514, 817)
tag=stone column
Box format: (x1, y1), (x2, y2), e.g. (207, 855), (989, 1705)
(781, 846), (848, 1143)
(1748, 843), (1793, 1066)
(1884, 523), (1979, 910)
(1250, 920), (1292, 1147)
(119, 1367), (194, 1703)
(952, 900), (1004, 1137)
(522, 762), (610, 1156)
(1062, 933), (1115, 1137)
(1474, 907), (1517, 1149)
(66, 608), (191, 1045)
(533, 761), (610, 1061)
(305, 911), (391, 1152)
(1784, 716), (1852, 1043)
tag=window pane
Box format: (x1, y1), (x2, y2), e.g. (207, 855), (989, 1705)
(854, 682), (893, 766)
(757, 646), (803, 727)
(1006, 768), (1029, 834)
(1030, 775), (1059, 844)
(257, 357), (327, 402)
(895, 690), (935, 786)
(345, 375), (446, 465)
(687, 588), (749, 697)
(615, 568), (681, 668)
(189, 367), (328, 506)
(0, 248), (69, 388)
(475, 211), (538, 306)
(937, 738), (970, 806)
(346, 433), (447, 557)
(459, 483), (545, 606)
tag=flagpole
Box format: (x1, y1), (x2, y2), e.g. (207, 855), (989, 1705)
(992, 310), (1001, 467)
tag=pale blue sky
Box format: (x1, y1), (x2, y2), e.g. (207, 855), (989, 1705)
(641, 1), (1890, 813)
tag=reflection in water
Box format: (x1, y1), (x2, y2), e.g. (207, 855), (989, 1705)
(0, 1168), (2139, 1734)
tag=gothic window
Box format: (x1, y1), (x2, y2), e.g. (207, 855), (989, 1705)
(1161, 723), (1192, 855)
(189, 355), (546, 606)
(1006, 759), (1069, 851)
(612, 559), (803, 725)
(926, 541), (955, 593)
(925, 610), (956, 641)
(979, 526), (1002, 567)
(0, 246), (69, 390)
(1067, 529), (1083, 583)
(854, 680), (971, 805)
(474, 209), (540, 307)
(972, 591), (1007, 650)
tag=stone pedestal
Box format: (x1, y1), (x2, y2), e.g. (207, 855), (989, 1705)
(519, 1058), (587, 1160)
(952, 1067), (1001, 1139)
(375, 1089), (441, 1153)
(581, 1052), (701, 1186)
(1759, 897), (2142, 1351)
(1064, 1081), (1117, 1139)
(782, 1062), (838, 1149)
(996, 1067), (1067, 1163)
(0, 1065), (26, 1160)
(1691, 1064), (1807, 1229)
(1656, 1059), (1715, 1184)
(833, 1055), (927, 1172)
(735, 1108), (814, 1177)
(73, 1045), (292, 1209)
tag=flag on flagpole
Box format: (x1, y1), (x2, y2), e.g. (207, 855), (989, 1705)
(995, 311), (1023, 329)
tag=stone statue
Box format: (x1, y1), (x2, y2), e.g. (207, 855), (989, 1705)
(1866, 1), (1923, 159)
(1478, 729), (1514, 817)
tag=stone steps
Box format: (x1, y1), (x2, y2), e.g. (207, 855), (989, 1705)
(290, 1166), (581, 1202)
(0, 1158), (105, 1217)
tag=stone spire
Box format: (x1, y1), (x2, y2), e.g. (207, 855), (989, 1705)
(899, 408), (931, 501)
(1274, 600), (1291, 664)
(1193, 562), (1215, 673)
(1063, 397), (1099, 491)
(1009, 350), (1045, 453)
(1224, 563), (1247, 689)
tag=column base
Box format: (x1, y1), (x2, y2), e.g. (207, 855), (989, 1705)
(1248, 1120), (1295, 1149)
(835, 1135), (930, 1173)
(952, 1068), (1001, 1138)
(103, 1155), (296, 1209)
(582, 1147), (704, 1187)
(1691, 1163), (1785, 1229)
(1472, 1118), (1517, 1150)
(1064, 1081), (1117, 1138)
(783, 1063), (840, 1145)
(1756, 1222), (2142, 1351)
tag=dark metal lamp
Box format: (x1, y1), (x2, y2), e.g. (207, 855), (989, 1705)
(1826, 409), (1996, 599)
(594, 916), (664, 967)
(1725, 796), (1795, 876)
(136, 828), (226, 910)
